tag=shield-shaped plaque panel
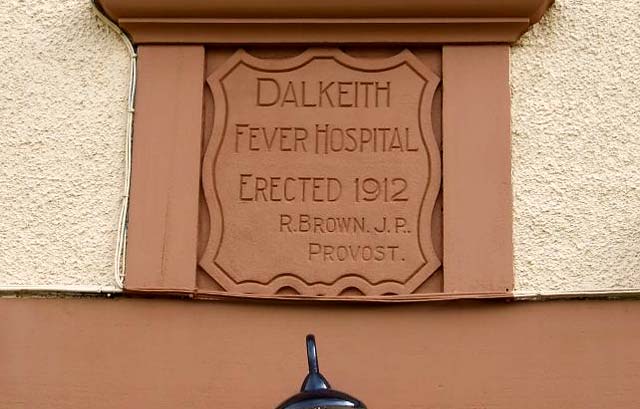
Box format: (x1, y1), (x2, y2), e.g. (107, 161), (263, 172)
(200, 49), (441, 296)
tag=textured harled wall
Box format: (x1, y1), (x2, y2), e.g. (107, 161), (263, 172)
(0, 0), (128, 287)
(511, 0), (640, 293)
(0, 0), (638, 292)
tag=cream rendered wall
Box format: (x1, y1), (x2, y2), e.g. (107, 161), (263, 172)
(511, 0), (640, 293)
(0, 0), (638, 293)
(0, 0), (128, 288)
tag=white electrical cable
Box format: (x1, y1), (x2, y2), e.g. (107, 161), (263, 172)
(91, 0), (137, 289)
(513, 288), (640, 300)
(0, 284), (120, 295)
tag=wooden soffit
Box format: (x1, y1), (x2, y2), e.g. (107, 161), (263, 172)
(96, 0), (554, 44)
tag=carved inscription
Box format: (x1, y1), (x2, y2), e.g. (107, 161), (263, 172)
(201, 49), (441, 296)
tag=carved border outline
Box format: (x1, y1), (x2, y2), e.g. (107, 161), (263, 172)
(200, 48), (441, 296)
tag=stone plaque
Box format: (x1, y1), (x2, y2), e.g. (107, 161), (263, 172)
(201, 49), (441, 296)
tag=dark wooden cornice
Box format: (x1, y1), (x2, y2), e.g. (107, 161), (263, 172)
(96, 0), (554, 44)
